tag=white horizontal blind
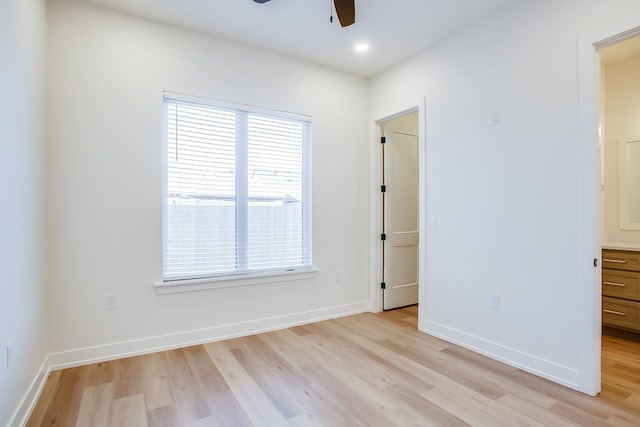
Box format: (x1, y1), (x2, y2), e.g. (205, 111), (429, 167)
(247, 115), (305, 270)
(163, 96), (311, 281)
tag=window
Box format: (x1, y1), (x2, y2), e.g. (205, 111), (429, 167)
(163, 94), (312, 282)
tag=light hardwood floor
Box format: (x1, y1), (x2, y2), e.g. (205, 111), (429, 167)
(27, 306), (640, 426)
(601, 332), (640, 414)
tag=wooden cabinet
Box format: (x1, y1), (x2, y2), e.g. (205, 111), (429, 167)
(602, 249), (640, 332)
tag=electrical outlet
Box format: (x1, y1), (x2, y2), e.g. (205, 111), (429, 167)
(105, 294), (118, 310)
(6, 341), (14, 369)
(490, 293), (501, 310)
(335, 270), (343, 284)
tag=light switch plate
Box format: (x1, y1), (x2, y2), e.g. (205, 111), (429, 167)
(490, 111), (501, 127)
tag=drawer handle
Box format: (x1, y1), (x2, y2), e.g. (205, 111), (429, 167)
(604, 281), (627, 287)
(604, 259), (627, 264)
(604, 309), (627, 316)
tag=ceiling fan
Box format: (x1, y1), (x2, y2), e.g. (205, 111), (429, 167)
(253, 0), (356, 28)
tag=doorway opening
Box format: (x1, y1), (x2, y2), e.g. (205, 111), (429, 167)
(597, 32), (640, 409)
(378, 111), (419, 312)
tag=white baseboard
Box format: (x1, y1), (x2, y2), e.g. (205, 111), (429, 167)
(7, 357), (51, 427)
(48, 300), (369, 370)
(420, 319), (580, 391)
(9, 301), (368, 427)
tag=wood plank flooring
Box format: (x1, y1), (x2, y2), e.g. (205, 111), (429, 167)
(27, 306), (640, 426)
(601, 332), (640, 413)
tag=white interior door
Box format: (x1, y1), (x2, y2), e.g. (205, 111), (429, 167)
(383, 129), (419, 310)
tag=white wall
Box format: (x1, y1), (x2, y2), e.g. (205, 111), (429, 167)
(370, 0), (640, 394)
(46, 0), (370, 363)
(0, 0), (47, 424)
(603, 54), (640, 245)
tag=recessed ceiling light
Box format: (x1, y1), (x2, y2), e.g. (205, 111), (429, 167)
(355, 43), (370, 53)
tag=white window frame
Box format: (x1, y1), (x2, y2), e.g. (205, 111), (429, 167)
(155, 92), (316, 294)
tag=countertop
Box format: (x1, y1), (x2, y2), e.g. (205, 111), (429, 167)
(603, 244), (640, 252)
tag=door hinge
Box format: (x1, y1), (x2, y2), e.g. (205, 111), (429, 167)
(381, 282), (386, 290)
(381, 185), (386, 193)
(381, 136), (386, 144)
(381, 233), (387, 241)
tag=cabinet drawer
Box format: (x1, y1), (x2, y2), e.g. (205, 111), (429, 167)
(602, 270), (640, 301)
(602, 250), (640, 272)
(602, 297), (640, 331)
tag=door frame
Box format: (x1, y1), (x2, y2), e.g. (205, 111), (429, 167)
(578, 25), (640, 396)
(370, 99), (427, 319)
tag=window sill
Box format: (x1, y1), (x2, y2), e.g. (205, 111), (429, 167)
(153, 268), (319, 295)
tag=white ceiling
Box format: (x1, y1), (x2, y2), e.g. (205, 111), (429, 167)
(82, 0), (518, 77)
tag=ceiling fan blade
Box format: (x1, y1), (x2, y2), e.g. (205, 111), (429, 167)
(333, 0), (355, 27)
